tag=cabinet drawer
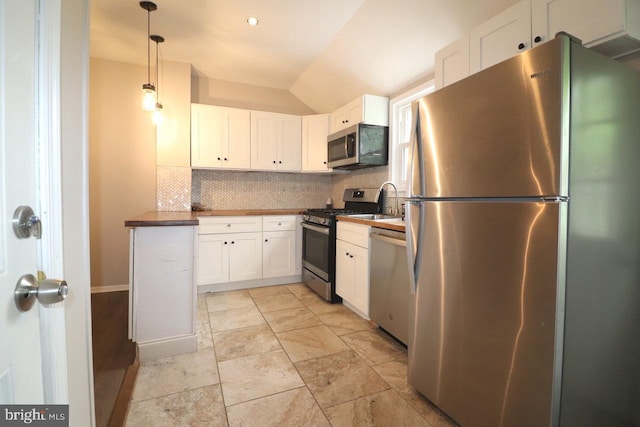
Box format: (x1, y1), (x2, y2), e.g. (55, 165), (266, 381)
(337, 221), (370, 248)
(262, 215), (298, 231)
(198, 216), (262, 234)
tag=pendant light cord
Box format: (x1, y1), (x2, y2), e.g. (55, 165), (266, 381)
(155, 39), (159, 100)
(147, 10), (151, 84)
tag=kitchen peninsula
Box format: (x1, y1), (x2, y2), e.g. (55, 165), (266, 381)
(125, 209), (305, 362)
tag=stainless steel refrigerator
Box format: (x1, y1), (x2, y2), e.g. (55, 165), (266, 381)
(405, 34), (640, 427)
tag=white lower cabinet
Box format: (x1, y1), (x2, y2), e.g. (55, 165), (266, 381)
(263, 230), (296, 278)
(197, 215), (301, 290)
(263, 215), (299, 278)
(198, 232), (262, 285)
(335, 222), (370, 318)
(229, 232), (263, 282)
(129, 226), (197, 361)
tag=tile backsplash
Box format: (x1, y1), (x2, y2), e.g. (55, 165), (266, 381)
(330, 166), (389, 208)
(158, 166), (399, 212)
(157, 166), (192, 211)
(192, 169), (332, 210)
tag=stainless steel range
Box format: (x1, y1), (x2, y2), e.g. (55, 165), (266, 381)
(302, 188), (383, 302)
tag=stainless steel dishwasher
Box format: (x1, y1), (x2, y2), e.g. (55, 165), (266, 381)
(369, 227), (409, 345)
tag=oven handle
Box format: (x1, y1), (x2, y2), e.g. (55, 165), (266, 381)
(301, 222), (330, 235)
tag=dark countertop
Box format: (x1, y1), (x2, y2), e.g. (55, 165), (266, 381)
(124, 209), (307, 227)
(336, 215), (406, 232)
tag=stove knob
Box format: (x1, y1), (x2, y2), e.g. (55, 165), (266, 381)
(322, 218), (328, 225)
(303, 215), (309, 221)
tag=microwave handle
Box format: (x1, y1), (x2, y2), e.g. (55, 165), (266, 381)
(344, 137), (349, 158)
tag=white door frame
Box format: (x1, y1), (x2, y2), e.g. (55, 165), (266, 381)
(49, 0), (95, 424)
(36, 0), (68, 404)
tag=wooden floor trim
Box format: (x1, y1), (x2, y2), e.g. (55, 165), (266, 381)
(108, 346), (139, 427)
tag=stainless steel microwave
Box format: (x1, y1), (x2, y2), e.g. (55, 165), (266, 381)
(327, 123), (389, 169)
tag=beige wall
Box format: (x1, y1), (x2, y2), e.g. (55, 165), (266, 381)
(191, 75), (316, 115)
(157, 61), (192, 167)
(89, 58), (157, 289)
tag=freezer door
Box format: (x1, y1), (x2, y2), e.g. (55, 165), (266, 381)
(408, 200), (565, 427)
(409, 36), (568, 198)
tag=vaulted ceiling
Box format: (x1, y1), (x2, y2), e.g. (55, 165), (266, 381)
(90, 0), (519, 113)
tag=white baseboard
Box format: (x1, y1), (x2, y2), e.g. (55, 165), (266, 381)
(138, 334), (198, 362)
(91, 284), (129, 294)
(196, 275), (302, 294)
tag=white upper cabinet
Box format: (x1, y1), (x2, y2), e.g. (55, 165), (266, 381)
(191, 104), (251, 169)
(301, 114), (331, 172)
(435, 35), (471, 90)
(251, 111), (302, 172)
(437, 0), (640, 89)
(330, 95), (389, 134)
(532, 0), (640, 58)
(469, 0), (532, 74)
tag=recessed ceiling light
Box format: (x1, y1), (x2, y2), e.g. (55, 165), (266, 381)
(247, 17), (259, 26)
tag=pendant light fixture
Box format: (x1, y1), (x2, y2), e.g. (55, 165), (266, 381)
(140, 1), (157, 111)
(150, 34), (165, 125)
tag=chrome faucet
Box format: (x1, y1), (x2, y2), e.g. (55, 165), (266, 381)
(379, 181), (399, 216)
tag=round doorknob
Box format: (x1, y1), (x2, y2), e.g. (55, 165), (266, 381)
(14, 274), (68, 312)
(38, 279), (68, 306)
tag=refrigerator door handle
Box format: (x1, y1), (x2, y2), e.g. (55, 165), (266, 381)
(405, 200), (422, 295)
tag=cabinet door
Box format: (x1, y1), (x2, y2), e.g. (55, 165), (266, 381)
(335, 239), (356, 302)
(263, 230), (296, 278)
(532, 0), (636, 56)
(302, 114), (330, 172)
(345, 98), (363, 127)
(224, 107), (251, 169)
(191, 104), (224, 168)
(351, 243), (370, 318)
(229, 232), (263, 282)
(330, 106), (348, 134)
(435, 35), (471, 89)
(279, 114), (302, 171)
(469, 0), (531, 73)
(250, 111), (279, 170)
(197, 234), (230, 285)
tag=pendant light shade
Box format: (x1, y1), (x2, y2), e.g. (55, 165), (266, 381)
(140, 1), (157, 111)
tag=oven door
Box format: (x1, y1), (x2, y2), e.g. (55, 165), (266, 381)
(302, 222), (330, 281)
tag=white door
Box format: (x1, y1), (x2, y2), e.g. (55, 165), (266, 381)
(0, 0), (69, 407)
(0, 0), (48, 403)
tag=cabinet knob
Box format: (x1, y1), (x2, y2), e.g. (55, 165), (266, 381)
(227, 224), (231, 227)
(273, 160), (276, 164)
(217, 157), (221, 160)
(323, 161), (327, 164)
(224, 157), (228, 161)
(534, 35), (542, 43)
(278, 160), (282, 164)
(278, 222), (282, 226)
(264, 239), (268, 242)
(231, 241), (235, 244)
(345, 252), (350, 256)
(224, 241), (228, 245)
(518, 42), (526, 50)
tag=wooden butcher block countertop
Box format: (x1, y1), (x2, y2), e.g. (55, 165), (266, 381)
(124, 209), (307, 227)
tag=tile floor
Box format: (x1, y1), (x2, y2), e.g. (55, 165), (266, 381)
(125, 283), (458, 427)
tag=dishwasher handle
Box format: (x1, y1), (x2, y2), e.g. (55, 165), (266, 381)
(370, 232), (406, 247)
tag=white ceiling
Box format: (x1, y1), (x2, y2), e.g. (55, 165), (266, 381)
(90, 0), (519, 113)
